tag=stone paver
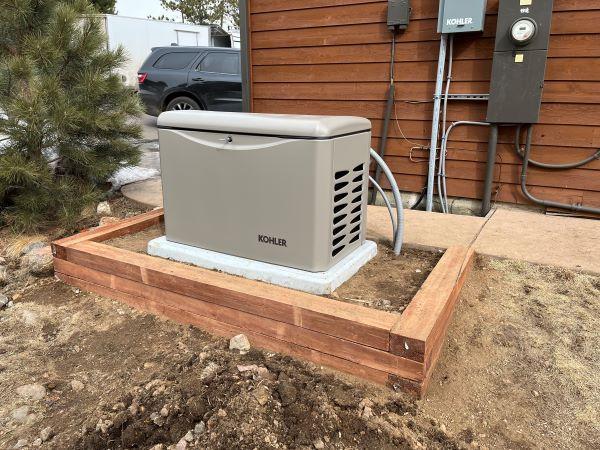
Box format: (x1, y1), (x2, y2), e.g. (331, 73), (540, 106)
(366, 206), (487, 250)
(474, 209), (600, 274)
(121, 177), (163, 208)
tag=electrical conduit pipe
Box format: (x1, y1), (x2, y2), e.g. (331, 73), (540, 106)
(520, 125), (600, 215)
(515, 125), (600, 170)
(438, 121), (491, 213)
(370, 148), (404, 255)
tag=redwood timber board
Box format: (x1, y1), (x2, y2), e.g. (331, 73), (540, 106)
(52, 211), (474, 397)
(59, 240), (398, 351)
(56, 272), (392, 386)
(54, 258), (423, 380)
(51, 208), (164, 259)
(390, 246), (475, 369)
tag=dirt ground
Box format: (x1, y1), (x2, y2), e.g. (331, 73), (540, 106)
(107, 223), (165, 254)
(0, 243), (598, 449)
(106, 226), (442, 313)
(0, 278), (457, 450)
(63, 196), (153, 241)
(421, 256), (600, 449)
(332, 245), (441, 312)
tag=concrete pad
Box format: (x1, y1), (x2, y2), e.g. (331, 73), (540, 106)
(366, 206), (487, 250)
(121, 177), (163, 208)
(474, 209), (600, 274)
(148, 237), (378, 295)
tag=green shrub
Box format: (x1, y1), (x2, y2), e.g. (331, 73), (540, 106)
(0, 0), (142, 231)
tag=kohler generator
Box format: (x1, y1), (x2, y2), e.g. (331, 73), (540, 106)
(157, 111), (372, 272)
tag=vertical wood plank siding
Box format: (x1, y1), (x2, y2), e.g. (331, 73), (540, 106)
(247, 0), (600, 208)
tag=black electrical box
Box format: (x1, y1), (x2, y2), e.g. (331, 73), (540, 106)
(486, 0), (554, 124)
(387, 0), (410, 31)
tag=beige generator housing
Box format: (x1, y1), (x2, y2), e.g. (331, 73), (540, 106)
(157, 111), (372, 272)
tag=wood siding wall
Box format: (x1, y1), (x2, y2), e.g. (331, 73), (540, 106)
(246, 0), (600, 209)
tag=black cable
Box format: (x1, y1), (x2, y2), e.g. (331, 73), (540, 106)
(410, 187), (427, 210)
(370, 29), (398, 205)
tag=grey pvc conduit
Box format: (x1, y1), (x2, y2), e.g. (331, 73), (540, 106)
(520, 125), (600, 215)
(369, 176), (397, 235)
(515, 125), (600, 169)
(370, 148), (404, 255)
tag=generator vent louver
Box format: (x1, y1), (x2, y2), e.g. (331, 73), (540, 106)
(332, 163), (364, 257)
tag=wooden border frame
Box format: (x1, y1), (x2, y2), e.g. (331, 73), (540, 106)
(52, 209), (474, 397)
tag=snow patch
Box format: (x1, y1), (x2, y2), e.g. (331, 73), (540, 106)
(109, 166), (160, 189)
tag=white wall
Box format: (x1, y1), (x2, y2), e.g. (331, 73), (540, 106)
(103, 15), (211, 87)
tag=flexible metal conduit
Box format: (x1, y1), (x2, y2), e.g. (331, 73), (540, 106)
(515, 125), (600, 169)
(369, 176), (397, 234)
(520, 125), (600, 215)
(370, 148), (404, 255)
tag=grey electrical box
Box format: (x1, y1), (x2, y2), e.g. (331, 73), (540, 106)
(487, 0), (554, 124)
(437, 0), (487, 34)
(157, 111), (372, 273)
(387, 0), (411, 31)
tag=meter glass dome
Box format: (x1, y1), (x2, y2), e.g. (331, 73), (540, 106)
(511, 18), (536, 44)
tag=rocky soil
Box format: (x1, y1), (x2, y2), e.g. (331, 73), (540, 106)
(0, 279), (464, 450)
(0, 196), (149, 303)
(0, 199), (598, 449)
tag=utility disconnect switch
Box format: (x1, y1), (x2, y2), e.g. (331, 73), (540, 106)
(387, 0), (411, 31)
(437, 0), (488, 34)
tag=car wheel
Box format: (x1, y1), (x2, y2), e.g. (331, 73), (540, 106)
(165, 96), (201, 112)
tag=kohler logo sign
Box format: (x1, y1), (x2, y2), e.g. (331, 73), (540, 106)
(447, 17), (474, 26)
(258, 235), (287, 247)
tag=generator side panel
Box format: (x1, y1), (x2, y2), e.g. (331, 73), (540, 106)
(329, 132), (372, 266)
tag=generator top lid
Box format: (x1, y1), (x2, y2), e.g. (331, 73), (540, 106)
(157, 111), (371, 139)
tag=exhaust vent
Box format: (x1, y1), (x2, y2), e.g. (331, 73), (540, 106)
(331, 164), (364, 258)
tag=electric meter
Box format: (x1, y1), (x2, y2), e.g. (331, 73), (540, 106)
(510, 18), (537, 45)
(488, 1), (554, 124)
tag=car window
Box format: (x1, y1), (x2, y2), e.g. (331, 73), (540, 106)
(153, 52), (198, 70)
(197, 52), (240, 75)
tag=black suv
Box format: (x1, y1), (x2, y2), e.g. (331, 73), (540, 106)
(137, 47), (242, 116)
